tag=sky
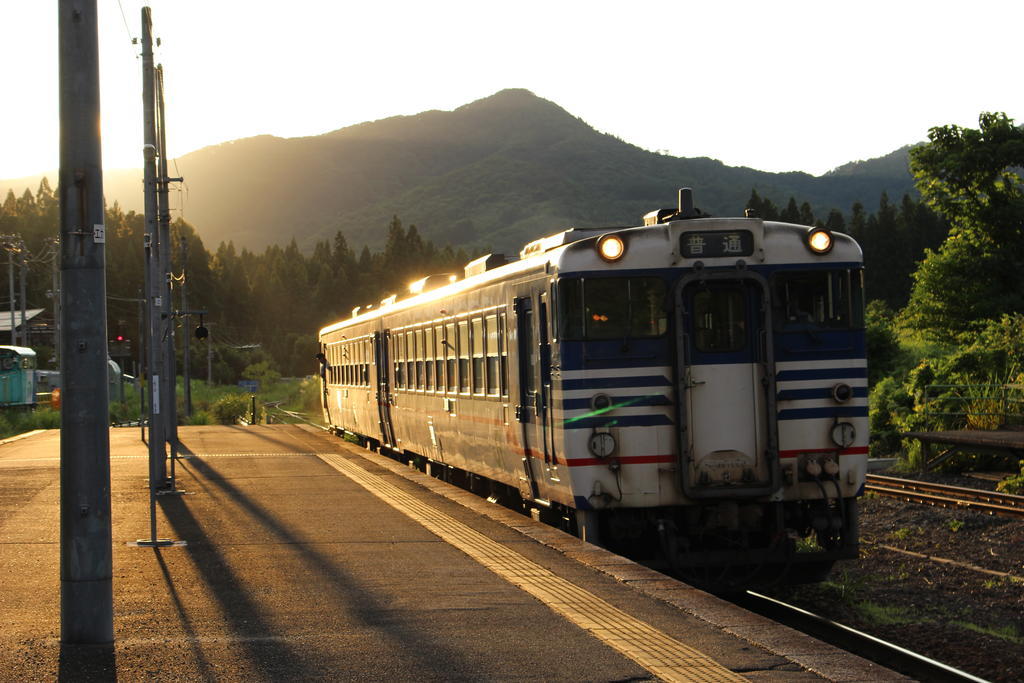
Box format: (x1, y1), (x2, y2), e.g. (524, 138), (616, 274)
(2, 0), (1021, 181)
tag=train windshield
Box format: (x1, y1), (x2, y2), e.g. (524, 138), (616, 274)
(558, 277), (667, 340)
(772, 268), (864, 331)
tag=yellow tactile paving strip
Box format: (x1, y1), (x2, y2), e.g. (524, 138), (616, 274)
(316, 451), (746, 683)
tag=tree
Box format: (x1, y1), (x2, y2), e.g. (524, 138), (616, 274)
(902, 113), (1024, 341)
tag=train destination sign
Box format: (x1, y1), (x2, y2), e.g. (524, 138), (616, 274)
(679, 230), (754, 258)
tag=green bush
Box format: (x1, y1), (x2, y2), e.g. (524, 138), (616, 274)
(210, 393), (250, 425)
(997, 463), (1024, 494)
(184, 409), (213, 425)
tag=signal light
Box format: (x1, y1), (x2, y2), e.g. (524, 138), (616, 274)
(115, 334), (125, 342)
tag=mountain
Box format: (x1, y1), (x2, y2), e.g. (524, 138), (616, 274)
(1, 89), (918, 253)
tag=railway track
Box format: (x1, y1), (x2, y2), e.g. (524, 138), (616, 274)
(733, 591), (987, 682)
(865, 473), (1024, 518)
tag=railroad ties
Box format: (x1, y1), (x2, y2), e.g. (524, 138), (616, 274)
(865, 473), (1024, 519)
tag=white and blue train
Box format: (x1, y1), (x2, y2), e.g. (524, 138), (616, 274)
(319, 189), (867, 588)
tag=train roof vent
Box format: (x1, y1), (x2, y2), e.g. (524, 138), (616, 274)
(643, 209), (675, 226)
(409, 273), (459, 295)
(464, 254), (506, 278)
(380, 294), (397, 307)
(519, 227), (611, 260)
(351, 306), (361, 318)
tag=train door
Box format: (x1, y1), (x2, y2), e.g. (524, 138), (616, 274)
(676, 274), (778, 498)
(374, 331), (396, 449)
(514, 295), (549, 500)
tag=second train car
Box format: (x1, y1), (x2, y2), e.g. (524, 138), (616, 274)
(318, 189), (867, 588)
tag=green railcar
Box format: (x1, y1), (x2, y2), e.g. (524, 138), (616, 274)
(0, 346), (37, 407)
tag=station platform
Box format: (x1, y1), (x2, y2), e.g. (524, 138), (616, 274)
(0, 424), (902, 681)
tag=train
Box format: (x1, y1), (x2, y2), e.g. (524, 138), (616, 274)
(318, 189), (867, 589)
(0, 346), (37, 408)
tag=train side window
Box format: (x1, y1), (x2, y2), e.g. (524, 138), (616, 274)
(458, 320), (470, 394)
(403, 331), (413, 391)
(417, 327), (426, 391)
(362, 339), (369, 386)
(394, 334), (404, 389)
(434, 324), (445, 393)
(424, 326), (434, 392)
(498, 311), (509, 397)
(445, 322), (457, 393)
(342, 344), (348, 385)
(485, 314), (499, 396)
(346, 343), (353, 385)
(472, 317), (485, 395)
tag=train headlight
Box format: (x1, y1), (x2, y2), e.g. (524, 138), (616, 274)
(806, 228), (833, 254)
(597, 235), (626, 262)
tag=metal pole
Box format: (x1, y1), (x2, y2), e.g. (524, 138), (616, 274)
(58, 0), (113, 644)
(142, 6), (167, 493)
(181, 237), (191, 417)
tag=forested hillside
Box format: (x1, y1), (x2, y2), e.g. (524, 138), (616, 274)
(0, 176), (944, 381)
(0, 89), (918, 255)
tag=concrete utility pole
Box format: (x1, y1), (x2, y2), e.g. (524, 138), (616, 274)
(142, 6), (167, 489)
(57, 0), (113, 644)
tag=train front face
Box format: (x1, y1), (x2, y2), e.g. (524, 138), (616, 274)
(554, 217), (866, 586)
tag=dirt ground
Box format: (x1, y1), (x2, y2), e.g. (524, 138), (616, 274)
(763, 474), (1024, 682)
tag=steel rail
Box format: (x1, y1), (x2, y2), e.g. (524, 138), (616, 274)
(734, 591), (988, 683)
(865, 474), (1024, 519)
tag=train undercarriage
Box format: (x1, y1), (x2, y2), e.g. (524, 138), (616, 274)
(339, 429), (859, 593)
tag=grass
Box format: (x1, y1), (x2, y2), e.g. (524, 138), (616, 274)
(0, 407), (61, 440)
(795, 536), (825, 553)
(854, 601), (925, 626)
(818, 569), (869, 604)
(951, 621), (1024, 644)
(892, 526), (922, 541)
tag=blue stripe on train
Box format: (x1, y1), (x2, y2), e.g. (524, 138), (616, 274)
(561, 394), (672, 410)
(558, 338), (671, 372)
(777, 387), (869, 401)
(561, 375), (672, 391)
(777, 406), (868, 420)
(772, 330), (866, 363)
(775, 367), (868, 382)
(562, 414), (674, 429)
